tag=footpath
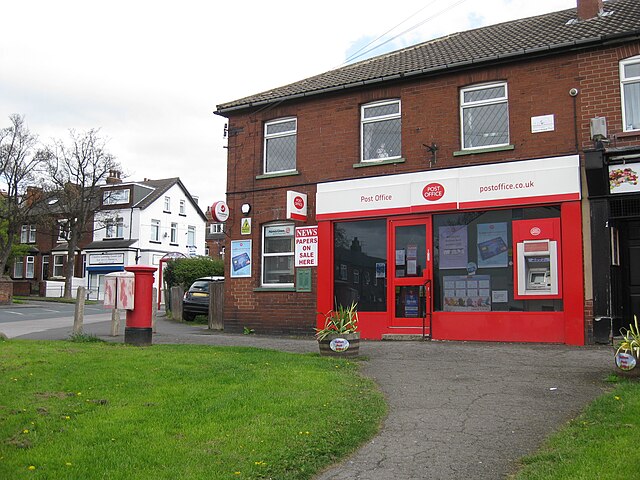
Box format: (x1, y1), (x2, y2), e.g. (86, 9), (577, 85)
(10, 310), (612, 480)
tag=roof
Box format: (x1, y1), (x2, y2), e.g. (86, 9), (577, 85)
(216, 0), (640, 114)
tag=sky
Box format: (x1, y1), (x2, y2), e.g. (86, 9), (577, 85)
(0, 0), (577, 211)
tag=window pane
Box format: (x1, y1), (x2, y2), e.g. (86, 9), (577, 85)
(624, 83), (640, 130)
(263, 256), (294, 284)
(14, 259), (24, 278)
(264, 236), (294, 254)
(265, 135), (296, 172)
(363, 118), (401, 160)
(334, 219), (387, 312)
(266, 120), (296, 135)
(26, 257), (34, 278)
(364, 102), (399, 119)
(624, 62), (640, 79)
(463, 103), (509, 148)
(463, 85), (505, 103)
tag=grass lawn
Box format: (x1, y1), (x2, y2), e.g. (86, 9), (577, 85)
(512, 377), (640, 479)
(0, 340), (386, 479)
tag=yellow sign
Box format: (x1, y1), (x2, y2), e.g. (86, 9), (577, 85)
(241, 218), (251, 235)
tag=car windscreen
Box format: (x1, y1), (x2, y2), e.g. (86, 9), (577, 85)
(189, 281), (210, 292)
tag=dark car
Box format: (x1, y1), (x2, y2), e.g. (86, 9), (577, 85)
(182, 276), (224, 321)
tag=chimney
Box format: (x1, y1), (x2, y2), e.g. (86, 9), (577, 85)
(106, 170), (122, 184)
(577, 0), (603, 21)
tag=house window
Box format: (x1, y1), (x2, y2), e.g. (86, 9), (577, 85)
(187, 226), (195, 247)
(209, 223), (224, 234)
(57, 220), (69, 242)
(14, 258), (24, 278)
(179, 199), (186, 215)
(42, 255), (49, 280)
(460, 82), (509, 149)
(53, 255), (64, 277)
(164, 196), (171, 212)
(103, 188), (130, 205)
(29, 225), (36, 243)
(26, 256), (34, 278)
(151, 219), (160, 242)
(621, 56), (640, 132)
(105, 217), (124, 239)
(20, 224), (36, 243)
(262, 223), (294, 287)
(264, 118), (297, 174)
(171, 222), (178, 243)
(361, 100), (401, 162)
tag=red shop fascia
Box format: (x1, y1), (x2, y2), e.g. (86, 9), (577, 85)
(315, 155), (585, 345)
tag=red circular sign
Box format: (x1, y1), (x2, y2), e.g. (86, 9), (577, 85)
(211, 201), (229, 222)
(294, 196), (305, 210)
(530, 227), (541, 236)
(422, 183), (445, 202)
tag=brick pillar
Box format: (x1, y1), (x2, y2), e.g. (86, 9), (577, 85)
(0, 277), (14, 305)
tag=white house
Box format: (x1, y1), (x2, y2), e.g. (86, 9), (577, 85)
(82, 176), (207, 302)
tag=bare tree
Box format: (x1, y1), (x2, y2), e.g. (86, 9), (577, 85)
(39, 129), (120, 297)
(0, 114), (42, 277)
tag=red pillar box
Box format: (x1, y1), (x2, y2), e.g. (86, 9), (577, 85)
(124, 265), (157, 346)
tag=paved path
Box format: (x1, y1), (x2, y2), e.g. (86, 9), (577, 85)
(10, 313), (613, 479)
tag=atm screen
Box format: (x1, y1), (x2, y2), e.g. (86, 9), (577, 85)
(531, 272), (546, 285)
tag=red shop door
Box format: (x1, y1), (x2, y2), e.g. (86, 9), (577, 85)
(390, 217), (433, 334)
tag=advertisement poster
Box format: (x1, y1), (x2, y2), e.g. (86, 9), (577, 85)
(443, 275), (491, 311)
(295, 226), (318, 267)
(477, 223), (508, 268)
(230, 240), (252, 278)
(439, 225), (468, 269)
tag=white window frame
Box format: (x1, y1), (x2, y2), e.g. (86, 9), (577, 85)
(57, 219), (69, 242)
(14, 257), (24, 278)
(150, 219), (160, 242)
(170, 222), (178, 243)
(209, 223), (224, 234)
(263, 117), (297, 174)
(26, 256), (35, 278)
(187, 225), (196, 247)
(261, 222), (295, 288)
(621, 56), (640, 132)
(179, 199), (186, 215)
(460, 82), (509, 150)
(361, 99), (402, 162)
(29, 225), (36, 243)
(164, 196), (171, 212)
(53, 255), (64, 277)
(20, 224), (28, 243)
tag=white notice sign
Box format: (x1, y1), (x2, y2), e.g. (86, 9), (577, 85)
(295, 226), (318, 267)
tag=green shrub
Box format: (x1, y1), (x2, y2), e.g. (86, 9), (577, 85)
(163, 256), (223, 290)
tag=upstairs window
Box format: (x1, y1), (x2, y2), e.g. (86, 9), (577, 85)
(105, 217), (124, 238)
(264, 118), (297, 174)
(20, 224), (36, 243)
(164, 196), (171, 212)
(150, 219), (160, 242)
(57, 220), (69, 242)
(171, 222), (178, 243)
(460, 82), (509, 149)
(621, 56), (640, 132)
(361, 100), (401, 162)
(179, 199), (186, 215)
(209, 223), (224, 234)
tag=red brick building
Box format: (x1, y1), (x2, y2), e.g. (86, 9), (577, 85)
(215, 0), (640, 343)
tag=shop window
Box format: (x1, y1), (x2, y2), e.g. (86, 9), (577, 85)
(460, 82), (509, 149)
(433, 206), (561, 313)
(264, 118), (297, 174)
(262, 223), (294, 287)
(334, 219), (387, 312)
(361, 100), (401, 162)
(621, 56), (640, 132)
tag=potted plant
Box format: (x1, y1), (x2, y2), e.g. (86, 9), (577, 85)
(315, 302), (360, 357)
(614, 316), (640, 376)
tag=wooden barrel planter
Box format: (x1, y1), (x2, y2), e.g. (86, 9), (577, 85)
(318, 333), (360, 358)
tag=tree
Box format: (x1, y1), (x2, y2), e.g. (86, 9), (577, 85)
(39, 129), (120, 298)
(0, 114), (42, 278)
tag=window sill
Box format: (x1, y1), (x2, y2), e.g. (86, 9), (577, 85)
(149, 240), (161, 244)
(453, 145), (514, 156)
(169, 243), (179, 247)
(353, 157), (405, 168)
(104, 237), (124, 241)
(179, 213), (186, 217)
(163, 211), (171, 214)
(256, 170), (299, 180)
(254, 287), (296, 292)
(615, 130), (640, 139)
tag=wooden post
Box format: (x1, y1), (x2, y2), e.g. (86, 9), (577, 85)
(208, 281), (224, 330)
(170, 286), (183, 321)
(73, 286), (86, 334)
(111, 308), (120, 336)
(152, 287), (158, 333)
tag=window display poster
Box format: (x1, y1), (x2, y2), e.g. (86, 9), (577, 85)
(477, 223), (508, 268)
(230, 240), (252, 278)
(443, 275), (491, 311)
(439, 225), (468, 269)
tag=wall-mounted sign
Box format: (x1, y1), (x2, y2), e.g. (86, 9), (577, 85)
(295, 226), (318, 267)
(531, 114), (555, 133)
(296, 268), (312, 292)
(211, 201), (229, 222)
(609, 162), (640, 194)
(287, 191), (307, 221)
(89, 253), (124, 265)
(230, 240), (251, 278)
(241, 217), (251, 235)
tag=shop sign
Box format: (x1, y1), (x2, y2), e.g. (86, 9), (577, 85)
(295, 226), (318, 267)
(265, 224), (294, 237)
(287, 191), (307, 221)
(609, 162), (640, 194)
(211, 201), (229, 222)
(90, 253), (124, 265)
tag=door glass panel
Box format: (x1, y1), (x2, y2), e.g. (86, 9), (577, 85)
(395, 225), (426, 277)
(395, 286), (426, 318)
